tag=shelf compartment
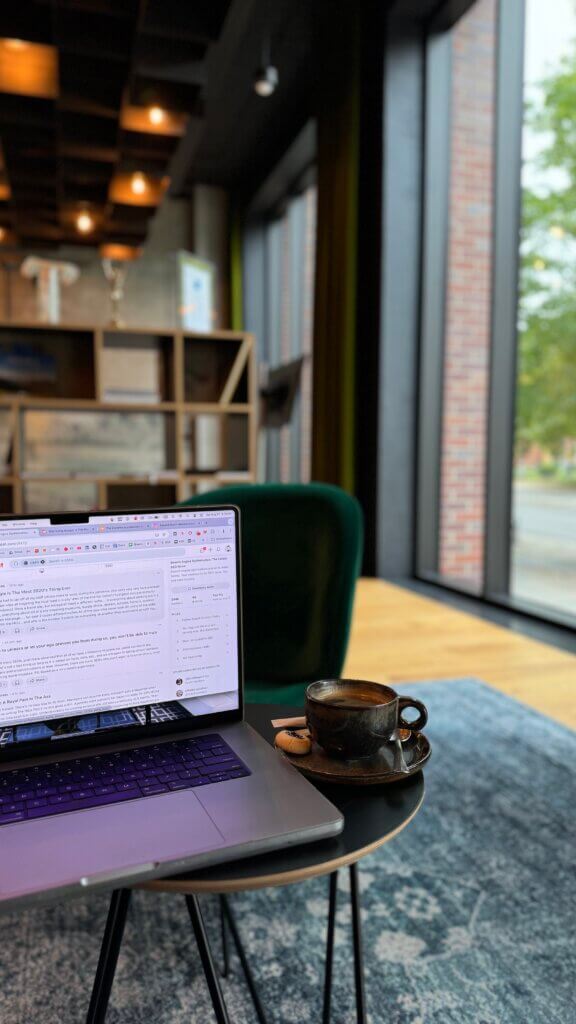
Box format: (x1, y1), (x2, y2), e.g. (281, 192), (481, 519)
(100, 331), (175, 403)
(0, 407), (13, 475)
(21, 410), (176, 476)
(0, 484), (12, 513)
(106, 483), (177, 509)
(183, 335), (249, 404)
(0, 327), (95, 400)
(22, 481), (99, 514)
(182, 412), (249, 475)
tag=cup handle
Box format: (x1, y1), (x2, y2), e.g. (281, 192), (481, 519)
(398, 697), (428, 732)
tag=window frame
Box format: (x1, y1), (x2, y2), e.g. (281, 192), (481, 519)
(415, 0), (576, 631)
(241, 122), (317, 483)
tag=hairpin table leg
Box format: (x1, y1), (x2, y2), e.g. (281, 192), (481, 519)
(185, 894), (231, 1024)
(221, 895), (269, 1024)
(218, 895), (230, 978)
(322, 871), (339, 1024)
(86, 888), (132, 1024)
(350, 863), (367, 1024)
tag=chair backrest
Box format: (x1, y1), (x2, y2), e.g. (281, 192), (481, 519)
(179, 483), (363, 686)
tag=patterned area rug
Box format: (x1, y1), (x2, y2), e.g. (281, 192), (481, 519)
(1, 679), (575, 1024)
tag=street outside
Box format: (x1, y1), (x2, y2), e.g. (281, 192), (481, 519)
(511, 481), (576, 619)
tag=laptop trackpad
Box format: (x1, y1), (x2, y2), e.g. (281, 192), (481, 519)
(0, 792), (225, 899)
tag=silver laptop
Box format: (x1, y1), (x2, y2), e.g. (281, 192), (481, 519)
(0, 505), (342, 911)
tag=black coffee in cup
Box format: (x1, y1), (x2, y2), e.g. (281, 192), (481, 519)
(305, 679), (428, 760)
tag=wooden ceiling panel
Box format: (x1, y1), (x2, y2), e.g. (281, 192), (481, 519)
(60, 111), (119, 149)
(101, 229), (147, 246)
(0, 94), (54, 128)
(61, 157), (112, 183)
(0, 0), (230, 247)
(55, 0), (139, 19)
(59, 54), (126, 110)
(0, 40), (58, 100)
(129, 75), (201, 114)
(0, 3), (55, 46)
(107, 203), (151, 226)
(100, 242), (141, 260)
(62, 179), (109, 204)
(120, 105), (187, 138)
(9, 160), (59, 185)
(120, 130), (178, 164)
(59, 141), (117, 163)
(109, 171), (166, 206)
(133, 36), (207, 82)
(56, 9), (133, 60)
(142, 0), (232, 44)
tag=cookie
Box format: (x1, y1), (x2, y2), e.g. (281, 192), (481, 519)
(275, 728), (312, 756)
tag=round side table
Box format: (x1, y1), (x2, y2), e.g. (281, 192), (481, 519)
(86, 704), (425, 1024)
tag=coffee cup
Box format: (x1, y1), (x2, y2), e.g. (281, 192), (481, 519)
(305, 679), (428, 760)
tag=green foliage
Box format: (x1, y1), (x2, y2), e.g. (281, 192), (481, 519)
(518, 52), (576, 455)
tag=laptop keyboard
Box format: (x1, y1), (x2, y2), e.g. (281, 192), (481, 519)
(0, 734), (250, 826)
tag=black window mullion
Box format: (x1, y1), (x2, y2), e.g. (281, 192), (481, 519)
(483, 0), (526, 599)
(415, 29), (452, 577)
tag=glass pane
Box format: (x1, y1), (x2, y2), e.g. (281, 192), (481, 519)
(263, 184), (316, 483)
(437, 0), (497, 592)
(511, 0), (576, 620)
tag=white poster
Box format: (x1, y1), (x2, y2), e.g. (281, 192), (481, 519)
(179, 253), (215, 332)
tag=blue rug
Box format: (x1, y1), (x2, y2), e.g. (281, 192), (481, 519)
(0, 679), (575, 1024)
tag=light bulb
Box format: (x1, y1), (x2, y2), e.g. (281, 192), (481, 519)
(254, 65), (279, 97)
(131, 172), (147, 196)
(76, 211), (94, 234)
(148, 105), (165, 126)
(4, 39), (29, 51)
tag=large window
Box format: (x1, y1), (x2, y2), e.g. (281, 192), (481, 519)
(511, 0), (576, 620)
(242, 124), (317, 484)
(417, 0), (575, 627)
(437, 0), (496, 594)
(260, 187), (316, 482)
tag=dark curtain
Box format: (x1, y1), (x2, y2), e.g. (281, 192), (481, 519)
(311, 0), (360, 493)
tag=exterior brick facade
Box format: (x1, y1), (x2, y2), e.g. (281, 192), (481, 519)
(439, 0), (497, 590)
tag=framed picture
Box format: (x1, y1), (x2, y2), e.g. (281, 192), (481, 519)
(178, 252), (215, 332)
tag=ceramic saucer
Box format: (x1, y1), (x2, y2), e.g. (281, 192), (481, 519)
(277, 729), (431, 785)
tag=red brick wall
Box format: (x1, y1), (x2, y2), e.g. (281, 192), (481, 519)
(438, 0), (497, 590)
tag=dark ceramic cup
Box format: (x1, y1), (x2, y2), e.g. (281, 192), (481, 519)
(305, 678), (428, 760)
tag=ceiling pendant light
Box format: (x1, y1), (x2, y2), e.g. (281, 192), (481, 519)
(76, 210), (94, 235)
(130, 171), (147, 196)
(254, 35), (278, 98)
(4, 39), (29, 51)
(148, 105), (165, 126)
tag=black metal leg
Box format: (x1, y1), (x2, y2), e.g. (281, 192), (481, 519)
(221, 896), (269, 1024)
(322, 872), (339, 1024)
(86, 888), (132, 1024)
(185, 895), (232, 1024)
(218, 895), (230, 978)
(350, 863), (367, 1024)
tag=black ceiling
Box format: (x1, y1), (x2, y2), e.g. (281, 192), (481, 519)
(167, 0), (443, 203)
(0, 0), (457, 251)
(169, 0), (318, 202)
(0, 0), (232, 249)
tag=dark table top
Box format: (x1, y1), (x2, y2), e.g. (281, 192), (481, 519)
(144, 704), (425, 894)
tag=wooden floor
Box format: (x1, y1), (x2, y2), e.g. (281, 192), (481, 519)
(343, 578), (576, 729)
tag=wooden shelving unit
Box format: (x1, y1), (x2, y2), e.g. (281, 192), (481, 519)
(0, 322), (258, 514)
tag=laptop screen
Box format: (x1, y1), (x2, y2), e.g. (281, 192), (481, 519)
(0, 506), (242, 753)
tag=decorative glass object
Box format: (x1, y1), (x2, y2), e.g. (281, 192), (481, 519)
(101, 258), (129, 327)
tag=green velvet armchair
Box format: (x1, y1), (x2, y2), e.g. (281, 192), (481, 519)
(179, 483), (363, 706)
